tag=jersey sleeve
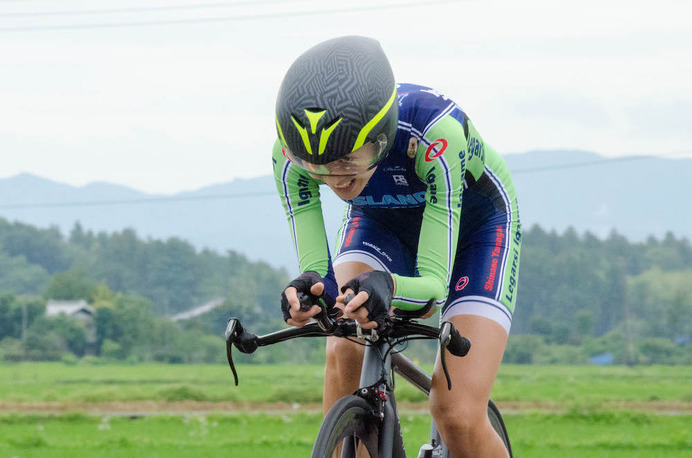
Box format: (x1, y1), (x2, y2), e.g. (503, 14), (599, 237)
(390, 115), (468, 310)
(271, 139), (338, 304)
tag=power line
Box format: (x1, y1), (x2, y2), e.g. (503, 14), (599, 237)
(0, 0), (299, 18)
(0, 190), (276, 210)
(512, 151), (692, 174)
(0, 0), (466, 32)
(512, 155), (651, 174)
(1, 152), (689, 210)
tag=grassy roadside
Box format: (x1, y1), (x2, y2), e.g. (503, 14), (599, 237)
(1, 363), (690, 405)
(0, 363), (690, 456)
(0, 410), (689, 458)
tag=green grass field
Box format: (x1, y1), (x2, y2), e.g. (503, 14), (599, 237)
(1, 362), (690, 404)
(0, 363), (690, 457)
(0, 411), (689, 457)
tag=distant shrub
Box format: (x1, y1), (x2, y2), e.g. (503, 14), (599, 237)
(60, 353), (78, 365)
(503, 335), (546, 364)
(0, 337), (23, 362)
(266, 385), (322, 403)
(80, 355), (106, 366)
(155, 385), (208, 402)
(100, 339), (121, 359)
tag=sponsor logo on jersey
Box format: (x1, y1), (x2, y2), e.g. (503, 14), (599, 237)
(343, 216), (361, 248)
(351, 192), (426, 207)
(505, 247), (520, 303)
(484, 226), (505, 291)
(468, 137), (485, 162)
(421, 88), (450, 100)
(393, 175), (408, 186)
(504, 226), (522, 303)
(426, 168), (438, 204)
(457, 150), (466, 208)
(383, 165), (406, 172)
(362, 241), (392, 263)
(455, 276), (469, 291)
(407, 137), (418, 158)
(424, 139), (448, 162)
(296, 174), (312, 207)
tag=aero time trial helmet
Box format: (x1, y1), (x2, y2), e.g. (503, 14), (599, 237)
(275, 36), (398, 177)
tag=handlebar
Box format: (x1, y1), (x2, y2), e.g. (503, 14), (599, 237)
(225, 306), (471, 390)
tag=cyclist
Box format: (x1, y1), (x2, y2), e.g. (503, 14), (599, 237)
(274, 36), (520, 457)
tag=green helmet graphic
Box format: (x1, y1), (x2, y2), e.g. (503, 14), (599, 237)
(275, 36), (398, 176)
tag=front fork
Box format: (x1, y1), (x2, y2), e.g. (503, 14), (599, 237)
(348, 338), (405, 458)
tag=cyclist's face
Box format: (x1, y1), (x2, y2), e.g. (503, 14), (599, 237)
(309, 144), (379, 200)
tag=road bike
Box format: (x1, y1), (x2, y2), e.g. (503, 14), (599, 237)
(225, 300), (512, 457)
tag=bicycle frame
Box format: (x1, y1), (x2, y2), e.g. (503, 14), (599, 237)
(351, 337), (402, 457)
(355, 337), (451, 458)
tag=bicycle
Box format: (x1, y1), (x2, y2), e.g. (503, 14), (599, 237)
(224, 298), (512, 457)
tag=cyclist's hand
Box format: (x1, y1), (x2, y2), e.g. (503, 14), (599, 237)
(281, 271), (326, 327)
(284, 283), (323, 327)
(337, 289), (378, 329)
(336, 271), (394, 329)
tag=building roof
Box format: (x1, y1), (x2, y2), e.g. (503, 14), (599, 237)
(170, 298), (225, 321)
(46, 299), (94, 317)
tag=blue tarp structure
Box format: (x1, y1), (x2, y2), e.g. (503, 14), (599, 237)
(589, 352), (614, 365)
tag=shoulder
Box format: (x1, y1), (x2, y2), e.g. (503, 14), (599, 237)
(396, 83), (468, 141)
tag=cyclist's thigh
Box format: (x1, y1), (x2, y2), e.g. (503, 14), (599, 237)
(430, 316), (510, 458)
(430, 313), (508, 419)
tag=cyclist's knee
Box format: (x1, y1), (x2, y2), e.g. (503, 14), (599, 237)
(325, 337), (364, 372)
(430, 396), (487, 440)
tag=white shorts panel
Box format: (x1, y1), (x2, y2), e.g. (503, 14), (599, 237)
(333, 250), (391, 273)
(442, 296), (512, 334)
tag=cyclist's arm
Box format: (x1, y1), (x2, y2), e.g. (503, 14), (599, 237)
(391, 115), (477, 310)
(272, 139), (338, 302)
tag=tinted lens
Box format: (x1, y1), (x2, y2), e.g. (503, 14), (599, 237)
(283, 134), (388, 176)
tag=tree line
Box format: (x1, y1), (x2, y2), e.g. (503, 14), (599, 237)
(0, 218), (690, 365)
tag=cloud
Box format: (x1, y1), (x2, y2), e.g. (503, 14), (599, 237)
(626, 98), (692, 141)
(512, 92), (612, 130)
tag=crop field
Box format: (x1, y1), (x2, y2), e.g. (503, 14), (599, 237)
(0, 363), (690, 457)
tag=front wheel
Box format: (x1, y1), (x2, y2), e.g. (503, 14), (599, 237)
(312, 395), (380, 457)
(487, 399), (513, 457)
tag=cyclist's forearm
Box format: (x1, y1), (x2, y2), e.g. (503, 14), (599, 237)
(391, 273), (447, 311)
(272, 139), (338, 301)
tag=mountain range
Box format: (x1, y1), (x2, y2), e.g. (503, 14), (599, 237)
(1, 150), (690, 272)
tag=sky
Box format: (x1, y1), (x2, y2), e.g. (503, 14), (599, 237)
(1, 0), (691, 194)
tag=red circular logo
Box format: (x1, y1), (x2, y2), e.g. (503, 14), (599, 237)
(455, 276), (469, 291)
(424, 139), (448, 162)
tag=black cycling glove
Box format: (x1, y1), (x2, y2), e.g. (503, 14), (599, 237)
(341, 271), (394, 329)
(280, 270), (331, 322)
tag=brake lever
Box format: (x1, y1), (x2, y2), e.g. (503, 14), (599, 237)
(297, 292), (341, 332)
(439, 321), (453, 390)
(224, 319), (240, 386)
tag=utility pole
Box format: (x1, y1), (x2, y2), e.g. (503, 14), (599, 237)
(21, 302), (27, 344)
(620, 257), (636, 366)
